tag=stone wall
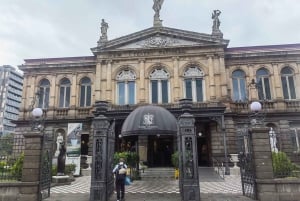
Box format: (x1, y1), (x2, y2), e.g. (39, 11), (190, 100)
(252, 127), (300, 201)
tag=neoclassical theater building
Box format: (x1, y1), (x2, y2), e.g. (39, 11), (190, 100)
(16, 6), (300, 168)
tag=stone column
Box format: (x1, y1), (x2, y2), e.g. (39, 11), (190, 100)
(251, 127), (278, 201)
(219, 55), (227, 99)
(139, 59), (146, 103)
(272, 63), (285, 102)
(69, 72), (77, 116)
(207, 55), (216, 100)
(106, 60), (112, 102)
(178, 99), (200, 201)
(95, 61), (102, 101)
(48, 74), (57, 118)
(173, 57), (180, 101)
(21, 131), (43, 201)
(138, 136), (148, 162)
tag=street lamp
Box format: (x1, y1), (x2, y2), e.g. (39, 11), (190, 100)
(30, 91), (44, 131)
(249, 101), (265, 127)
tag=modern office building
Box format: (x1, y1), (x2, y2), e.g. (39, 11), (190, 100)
(0, 65), (23, 136)
(16, 8), (300, 167)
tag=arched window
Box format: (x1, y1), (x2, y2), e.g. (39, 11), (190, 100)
(116, 70), (136, 105)
(183, 66), (205, 102)
(38, 79), (50, 109)
(59, 78), (71, 108)
(232, 70), (246, 101)
(281, 67), (296, 99)
(149, 68), (169, 104)
(79, 77), (91, 107)
(256, 68), (271, 100)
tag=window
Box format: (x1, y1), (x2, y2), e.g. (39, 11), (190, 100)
(38, 79), (50, 109)
(59, 78), (71, 108)
(149, 68), (169, 104)
(281, 67), (296, 100)
(256, 68), (271, 100)
(183, 67), (205, 102)
(116, 70), (136, 105)
(232, 70), (247, 101)
(79, 77), (91, 107)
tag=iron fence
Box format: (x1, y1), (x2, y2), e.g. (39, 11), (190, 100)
(0, 134), (25, 181)
(270, 129), (300, 178)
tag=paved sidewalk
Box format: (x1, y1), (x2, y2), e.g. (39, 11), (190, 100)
(45, 167), (256, 201)
(46, 192), (255, 201)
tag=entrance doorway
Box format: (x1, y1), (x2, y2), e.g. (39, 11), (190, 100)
(147, 135), (173, 167)
(197, 137), (209, 166)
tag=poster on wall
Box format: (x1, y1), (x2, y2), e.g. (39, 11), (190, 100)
(66, 123), (82, 176)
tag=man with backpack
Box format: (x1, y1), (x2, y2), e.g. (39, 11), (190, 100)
(112, 158), (128, 201)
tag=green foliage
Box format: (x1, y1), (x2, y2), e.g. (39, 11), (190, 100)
(0, 134), (13, 156)
(52, 165), (57, 176)
(10, 152), (24, 181)
(65, 164), (76, 175)
(0, 161), (8, 172)
(114, 152), (139, 167)
(171, 151), (179, 168)
(272, 151), (299, 178)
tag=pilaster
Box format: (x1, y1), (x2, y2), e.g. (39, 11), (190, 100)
(173, 57), (180, 101)
(106, 60), (112, 102)
(272, 63), (283, 100)
(139, 59), (146, 103)
(207, 55), (216, 100)
(95, 62), (102, 101)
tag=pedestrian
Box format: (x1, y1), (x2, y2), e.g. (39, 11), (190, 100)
(112, 158), (127, 201)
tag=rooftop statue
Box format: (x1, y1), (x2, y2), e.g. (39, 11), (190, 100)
(212, 10), (221, 31)
(153, 0), (164, 19)
(101, 19), (109, 39)
(211, 10), (223, 38)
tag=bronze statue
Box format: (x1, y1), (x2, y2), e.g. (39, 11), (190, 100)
(57, 142), (66, 176)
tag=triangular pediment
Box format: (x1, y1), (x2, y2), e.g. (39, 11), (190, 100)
(91, 26), (229, 53)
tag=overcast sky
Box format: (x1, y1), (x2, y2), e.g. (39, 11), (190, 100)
(1, 0), (300, 68)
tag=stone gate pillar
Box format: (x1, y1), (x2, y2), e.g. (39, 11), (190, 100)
(178, 99), (200, 201)
(90, 101), (112, 201)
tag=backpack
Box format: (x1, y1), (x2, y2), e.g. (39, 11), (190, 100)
(116, 164), (126, 181)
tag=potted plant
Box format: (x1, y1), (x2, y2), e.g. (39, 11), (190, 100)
(172, 151), (179, 179)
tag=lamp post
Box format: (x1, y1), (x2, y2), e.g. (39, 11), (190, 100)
(249, 101), (265, 127)
(31, 107), (44, 131)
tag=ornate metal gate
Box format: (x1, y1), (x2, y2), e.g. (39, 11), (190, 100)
(39, 131), (54, 200)
(106, 121), (115, 197)
(237, 127), (257, 200)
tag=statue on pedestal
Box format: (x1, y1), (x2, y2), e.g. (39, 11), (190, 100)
(99, 19), (109, 44)
(55, 133), (64, 157)
(57, 142), (66, 176)
(153, 0), (164, 26)
(212, 10), (221, 30)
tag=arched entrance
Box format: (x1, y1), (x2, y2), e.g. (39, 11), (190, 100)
(90, 100), (200, 201)
(121, 105), (177, 167)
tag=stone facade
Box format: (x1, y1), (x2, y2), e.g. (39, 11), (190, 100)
(16, 22), (300, 167)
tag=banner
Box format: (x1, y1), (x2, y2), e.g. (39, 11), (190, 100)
(66, 123), (82, 176)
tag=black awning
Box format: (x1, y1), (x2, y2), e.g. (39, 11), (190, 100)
(121, 105), (177, 136)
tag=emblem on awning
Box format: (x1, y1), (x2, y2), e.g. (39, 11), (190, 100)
(143, 113), (154, 127)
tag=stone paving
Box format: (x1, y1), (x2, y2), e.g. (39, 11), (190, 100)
(46, 177), (256, 201)
(45, 167), (256, 201)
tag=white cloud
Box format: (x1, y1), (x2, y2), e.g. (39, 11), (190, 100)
(1, 0), (300, 67)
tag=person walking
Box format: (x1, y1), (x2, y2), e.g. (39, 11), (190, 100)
(112, 158), (128, 201)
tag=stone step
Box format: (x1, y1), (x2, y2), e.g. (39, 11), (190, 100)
(140, 167), (175, 179)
